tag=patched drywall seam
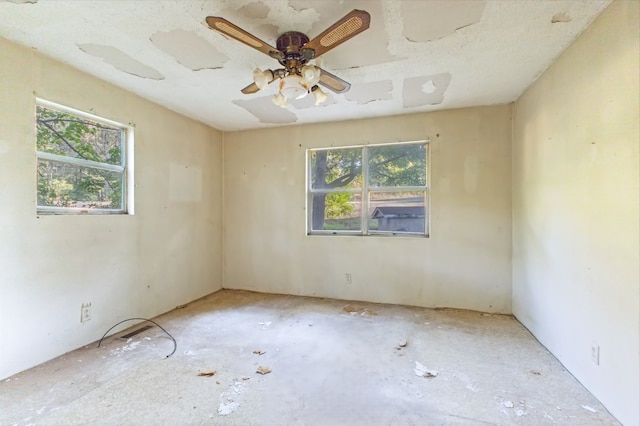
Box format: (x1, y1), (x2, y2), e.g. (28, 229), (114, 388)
(345, 80), (393, 105)
(77, 44), (164, 80)
(402, 0), (486, 42)
(150, 30), (228, 71)
(403, 73), (452, 108)
(233, 97), (297, 124)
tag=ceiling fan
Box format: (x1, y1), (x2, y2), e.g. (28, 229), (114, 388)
(206, 9), (371, 107)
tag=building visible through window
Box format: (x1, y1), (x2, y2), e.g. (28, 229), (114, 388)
(35, 99), (133, 214)
(307, 141), (428, 236)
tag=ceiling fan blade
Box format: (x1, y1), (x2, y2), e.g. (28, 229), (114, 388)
(317, 67), (351, 93)
(304, 9), (371, 57)
(206, 16), (280, 58)
(240, 69), (280, 94)
(241, 82), (261, 94)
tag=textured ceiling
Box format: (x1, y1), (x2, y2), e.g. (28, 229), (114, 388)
(0, 0), (610, 131)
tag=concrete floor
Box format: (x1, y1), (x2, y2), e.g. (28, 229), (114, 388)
(1, 290), (620, 425)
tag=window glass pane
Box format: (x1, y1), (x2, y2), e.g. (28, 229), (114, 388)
(369, 191), (426, 233)
(37, 159), (123, 209)
(311, 193), (361, 231)
(36, 106), (123, 166)
(310, 148), (362, 189)
(368, 144), (426, 187)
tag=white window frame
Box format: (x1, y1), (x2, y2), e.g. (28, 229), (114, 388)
(35, 98), (135, 215)
(306, 140), (429, 237)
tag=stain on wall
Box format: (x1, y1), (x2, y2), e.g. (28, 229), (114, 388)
(77, 44), (164, 80)
(150, 30), (228, 71)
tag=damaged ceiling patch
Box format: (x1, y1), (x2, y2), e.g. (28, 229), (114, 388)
(289, 93), (337, 109)
(403, 73), (452, 108)
(238, 2), (271, 20)
(287, 0), (335, 12)
(78, 44), (164, 80)
(233, 96), (297, 124)
(551, 12), (572, 23)
(150, 30), (228, 71)
(310, 0), (402, 69)
(402, 0), (486, 42)
(345, 80), (393, 105)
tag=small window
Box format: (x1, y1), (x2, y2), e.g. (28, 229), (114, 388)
(307, 141), (429, 236)
(35, 99), (133, 214)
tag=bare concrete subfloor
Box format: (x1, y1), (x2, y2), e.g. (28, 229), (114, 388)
(1, 290), (619, 425)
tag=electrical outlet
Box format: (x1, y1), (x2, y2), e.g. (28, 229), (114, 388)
(81, 302), (92, 323)
(345, 273), (352, 284)
(591, 344), (600, 365)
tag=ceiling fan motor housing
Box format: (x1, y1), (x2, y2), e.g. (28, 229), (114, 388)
(276, 31), (314, 72)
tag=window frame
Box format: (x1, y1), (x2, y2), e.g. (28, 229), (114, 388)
(306, 140), (430, 237)
(35, 98), (134, 215)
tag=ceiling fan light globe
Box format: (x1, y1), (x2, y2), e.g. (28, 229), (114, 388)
(312, 86), (329, 105)
(301, 65), (321, 86)
(280, 75), (308, 100)
(253, 68), (272, 90)
(272, 92), (288, 108)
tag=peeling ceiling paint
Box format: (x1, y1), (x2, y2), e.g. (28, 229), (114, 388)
(307, 0), (402, 69)
(345, 80), (393, 105)
(0, 0), (611, 131)
(552, 12), (573, 23)
(403, 73), (452, 108)
(233, 96), (297, 124)
(150, 30), (228, 71)
(402, 0), (486, 42)
(289, 94), (337, 109)
(77, 44), (164, 80)
(238, 1), (271, 20)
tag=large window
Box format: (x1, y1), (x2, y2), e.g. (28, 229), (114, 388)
(307, 141), (429, 236)
(35, 99), (133, 214)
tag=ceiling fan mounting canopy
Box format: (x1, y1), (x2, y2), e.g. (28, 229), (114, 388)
(205, 9), (371, 98)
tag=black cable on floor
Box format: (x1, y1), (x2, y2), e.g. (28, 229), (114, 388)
(97, 318), (177, 358)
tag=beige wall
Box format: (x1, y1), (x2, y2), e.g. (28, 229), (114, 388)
(223, 105), (513, 313)
(0, 38), (224, 379)
(512, 2), (639, 425)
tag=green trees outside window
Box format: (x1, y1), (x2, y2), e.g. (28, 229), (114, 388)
(308, 142), (428, 236)
(36, 102), (129, 213)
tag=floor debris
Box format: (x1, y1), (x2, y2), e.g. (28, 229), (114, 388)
(252, 350), (266, 355)
(242, 376), (250, 381)
(502, 400), (514, 408)
(414, 361), (438, 378)
(218, 381), (245, 416)
(343, 305), (377, 316)
(581, 405), (597, 413)
(397, 340), (408, 349)
(258, 322), (272, 329)
(197, 371), (216, 377)
(256, 366), (272, 375)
